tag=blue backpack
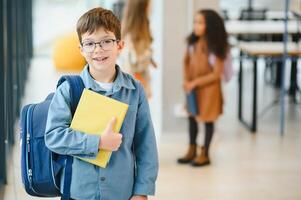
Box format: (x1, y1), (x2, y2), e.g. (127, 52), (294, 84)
(20, 75), (84, 199)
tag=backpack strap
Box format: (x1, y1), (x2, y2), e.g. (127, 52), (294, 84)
(57, 75), (85, 115)
(57, 75), (85, 200)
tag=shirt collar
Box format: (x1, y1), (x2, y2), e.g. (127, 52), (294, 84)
(80, 64), (136, 93)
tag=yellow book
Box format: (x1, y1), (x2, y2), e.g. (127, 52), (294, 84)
(70, 89), (129, 168)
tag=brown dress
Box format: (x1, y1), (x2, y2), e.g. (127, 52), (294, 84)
(184, 38), (223, 122)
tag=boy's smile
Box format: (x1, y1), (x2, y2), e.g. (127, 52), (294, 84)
(92, 55), (109, 62)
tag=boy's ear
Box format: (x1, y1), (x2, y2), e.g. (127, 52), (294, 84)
(117, 40), (125, 52)
(79, 45), (85, 56)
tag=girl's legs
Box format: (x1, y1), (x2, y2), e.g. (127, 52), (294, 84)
(177, 116), (198, 164)
(189, 116), (198, 145)
(192, 122), (214, 167)
(204, 122), (214, 155)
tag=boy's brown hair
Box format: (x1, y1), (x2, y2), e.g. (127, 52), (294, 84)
(76, 7), (121, 43)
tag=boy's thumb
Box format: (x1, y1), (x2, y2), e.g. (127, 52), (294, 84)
(105, 117), (116, 132)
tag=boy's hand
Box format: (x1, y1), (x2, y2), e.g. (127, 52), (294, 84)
(99, 117), (122, 151)
(130, 195), (148, 200)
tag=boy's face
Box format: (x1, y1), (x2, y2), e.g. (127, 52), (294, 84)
(80, 27), (123, 76)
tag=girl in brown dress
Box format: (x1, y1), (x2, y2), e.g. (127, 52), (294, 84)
(177, 9), (229, 167)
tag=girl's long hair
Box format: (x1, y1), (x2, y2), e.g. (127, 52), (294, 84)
(122, 0), (153, 55)
(187, 9), (228, 59)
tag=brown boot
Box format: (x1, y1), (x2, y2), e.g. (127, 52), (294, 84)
(191, 146), (210, 167)
(177, 144), (197, 164)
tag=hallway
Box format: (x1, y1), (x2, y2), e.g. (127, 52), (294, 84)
(2, 0), (301, 199)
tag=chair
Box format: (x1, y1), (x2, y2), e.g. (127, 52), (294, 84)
(238, 8), (267, 41)
(239, 8), (267, 21)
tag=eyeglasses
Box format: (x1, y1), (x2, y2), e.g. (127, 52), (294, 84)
(81, 39), (119, 53)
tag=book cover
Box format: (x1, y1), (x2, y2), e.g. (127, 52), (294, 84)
(70, 89), (128, 168)
(186, 90), (199, 115)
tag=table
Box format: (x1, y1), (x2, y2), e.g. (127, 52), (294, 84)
(226, 20), (301, 35)
(238, 42), (301, 132)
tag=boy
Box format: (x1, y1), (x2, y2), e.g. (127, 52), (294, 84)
(45, 7), (158, 200)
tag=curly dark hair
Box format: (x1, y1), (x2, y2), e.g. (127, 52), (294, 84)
(187, 9), (228, 59)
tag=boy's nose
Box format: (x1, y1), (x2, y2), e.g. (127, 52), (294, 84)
(94, 43), (104, 52)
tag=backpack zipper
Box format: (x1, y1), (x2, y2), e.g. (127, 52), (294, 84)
(26, 105), (40, 196)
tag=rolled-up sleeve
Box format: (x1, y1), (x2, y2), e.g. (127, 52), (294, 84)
(132, 84), (159, 196)
(45, 81), (100, 158)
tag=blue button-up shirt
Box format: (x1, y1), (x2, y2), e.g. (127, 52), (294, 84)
(45, 65), (159, 200)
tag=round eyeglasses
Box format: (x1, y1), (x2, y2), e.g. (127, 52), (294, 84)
(81, 39), (119, 53)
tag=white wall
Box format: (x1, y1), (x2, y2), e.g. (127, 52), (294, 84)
(193, 0), (219, 12)
(161, 0), (189, 134)
(149, 0), (163, 140)
(290, 0), (301, 12)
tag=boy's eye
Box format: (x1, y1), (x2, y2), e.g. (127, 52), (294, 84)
(102, 39), (113, 44)
(83, 42), (94, 47)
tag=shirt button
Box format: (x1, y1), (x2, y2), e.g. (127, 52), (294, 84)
(100, 177), (106, 181)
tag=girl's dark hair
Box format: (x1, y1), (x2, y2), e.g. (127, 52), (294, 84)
(187, 9), (229, 59)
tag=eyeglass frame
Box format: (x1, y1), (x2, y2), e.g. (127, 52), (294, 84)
(80, 38), (120, 53)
